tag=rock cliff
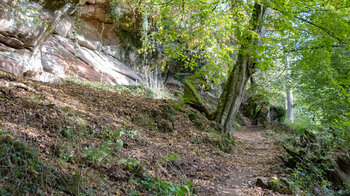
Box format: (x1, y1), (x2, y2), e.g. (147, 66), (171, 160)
(0, 0), (143, 85)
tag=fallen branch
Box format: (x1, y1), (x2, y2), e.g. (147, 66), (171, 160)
(3, 82), (36, 92)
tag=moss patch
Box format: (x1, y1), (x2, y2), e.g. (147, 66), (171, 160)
(268, 178), (292, 195)
(204, 131), (235, 153)
(188, 110), (206, 131)
(183, 81), (209, 116)
(132, 105), (176, 132)
(132, 112), (158, 131)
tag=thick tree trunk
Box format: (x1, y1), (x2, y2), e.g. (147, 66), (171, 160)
(214, 2), (269, 134)
(215, 54), (253, 134)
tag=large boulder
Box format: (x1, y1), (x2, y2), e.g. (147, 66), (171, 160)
(240, 94), (285, 125)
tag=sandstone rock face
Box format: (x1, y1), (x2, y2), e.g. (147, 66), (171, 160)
(0, 0), (142, 85)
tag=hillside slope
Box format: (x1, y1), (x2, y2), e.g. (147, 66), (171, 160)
(0, 71), (285, 195)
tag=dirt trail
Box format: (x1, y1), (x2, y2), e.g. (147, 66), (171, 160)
(217, 125), (285, 196)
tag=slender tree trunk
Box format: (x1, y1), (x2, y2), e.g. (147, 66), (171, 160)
(286, 89), (294, 123)
(32, 4), (78, 52)
(285, 55), (294, 123)
(214, 2), (269, 134)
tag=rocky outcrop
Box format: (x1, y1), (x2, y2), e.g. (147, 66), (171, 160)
(0, 0), (142, 85)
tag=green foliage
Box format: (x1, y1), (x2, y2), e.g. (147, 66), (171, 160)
(140, 175), (194, 196)
(82, 127), (137, 165)
(285, 114), (315, 134)
(0, 131), (60, 194)
(99, 127), (138, 140)
(292, 47), (350, 130)
(120, 157), (144, 176)
(114, 84), (156, 98)
(82, 140), (120, 165)
(28, 95), (42, 103)
(109, 0), (123, 22)
(118, 127), (138, 140)
(114, 0), (241, 86)
(171, 101), (184, 112)
(279, 130), (350, 195)
(57, 143), (75, 162)
(162, 152), (179, 163)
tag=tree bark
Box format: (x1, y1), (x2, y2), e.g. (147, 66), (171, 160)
(32, 4), (78, 52)
(214, 2), (269, 134)
(215, 54), (253, 134)
(285, 55), (294, 123)
(286, 89), (294, 123)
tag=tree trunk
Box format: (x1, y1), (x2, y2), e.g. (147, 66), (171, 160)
(215, 54), (253, 134)
(285, 54), (294, 123)
(286, 89), (294, 123)
(32, 4), (78, 52)
(214, 2), (269, 134)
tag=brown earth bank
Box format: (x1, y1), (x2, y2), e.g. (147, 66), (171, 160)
(0, 71), (287, 195)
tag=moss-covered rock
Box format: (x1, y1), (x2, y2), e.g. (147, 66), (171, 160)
(241, 94), (285, 125)
(256, 177), (292, 195)
(171, 101), (184, 112)
(204, 131), (234, 153)
(188, 111), (206, 131)
(132, 112), (158, 131)
(190, 133), (203, 144)
(268, 178), (292, 194)
(132, 105), (176, 132)
(160, 105), (176, 122)
(183, 81), (209, 116)
(157, 119), (174, 132)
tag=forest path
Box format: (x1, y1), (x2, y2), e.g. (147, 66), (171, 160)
(216, 125), (285, 196)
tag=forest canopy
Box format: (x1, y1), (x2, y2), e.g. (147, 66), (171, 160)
(109, 0), (349, 138)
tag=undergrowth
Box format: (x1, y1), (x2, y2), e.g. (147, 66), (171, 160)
(128, 175), (194, 196)
(0, 130), (62, 195)
(270, 121), (350, 195)
(0, 125), (195, 195)
(66, 77), (156, 98)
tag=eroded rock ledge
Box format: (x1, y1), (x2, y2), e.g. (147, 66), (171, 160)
(0, 0), (142, 85)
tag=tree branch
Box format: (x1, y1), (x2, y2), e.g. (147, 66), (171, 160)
(291, 6), (350, 14)
(285, 44), (345, 53)
(295, 16), (345, 44)
(268, 1), (347, 45)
